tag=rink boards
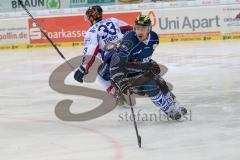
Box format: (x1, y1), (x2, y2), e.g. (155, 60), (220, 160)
(0, 4), (240, 50)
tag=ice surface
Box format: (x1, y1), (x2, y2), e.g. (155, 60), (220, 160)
(0, 40), (240, 160)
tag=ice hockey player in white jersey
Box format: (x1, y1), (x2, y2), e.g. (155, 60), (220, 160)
(74, 5), (132, 95)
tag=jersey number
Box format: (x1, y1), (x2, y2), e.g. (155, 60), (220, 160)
(98, 22), (117, 39)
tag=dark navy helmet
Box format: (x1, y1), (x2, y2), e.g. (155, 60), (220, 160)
(135, 15), (151, 26)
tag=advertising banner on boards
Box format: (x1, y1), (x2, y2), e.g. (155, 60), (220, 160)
(0, 18), (29, 44)
(28, 11), (140, 44)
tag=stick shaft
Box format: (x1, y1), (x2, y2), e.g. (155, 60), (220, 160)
(18, 0), (74, 69)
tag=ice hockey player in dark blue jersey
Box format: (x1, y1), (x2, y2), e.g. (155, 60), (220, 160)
(98, 15), (159, 81)
(108, 15), (187, 120)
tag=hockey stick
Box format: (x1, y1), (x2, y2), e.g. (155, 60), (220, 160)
(127, 89), (142, 148)
(112, 74), (163, 148)
(111, 79), (142, 148)
(18, 0), (74, 70)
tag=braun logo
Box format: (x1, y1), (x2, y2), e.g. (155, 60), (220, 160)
(12, 0), (45, 8)
(159, 16), (220, 31)
(12, 0), (60, 9)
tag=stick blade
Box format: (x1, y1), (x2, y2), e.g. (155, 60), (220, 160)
(138, 136), (142, 148)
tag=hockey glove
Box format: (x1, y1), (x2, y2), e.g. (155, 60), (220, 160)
(74, 65), (86, 83)
(148, 61), (160, 75)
